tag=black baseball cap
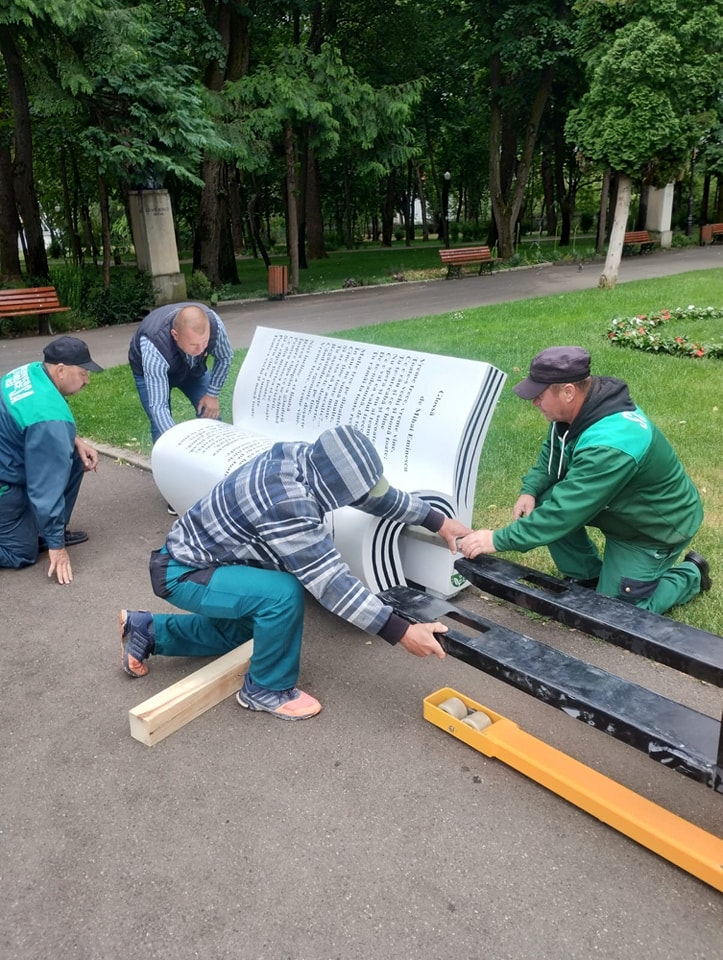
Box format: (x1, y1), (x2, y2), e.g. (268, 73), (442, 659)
(43, 336), (103, 372)
(513, 346), (591, 399)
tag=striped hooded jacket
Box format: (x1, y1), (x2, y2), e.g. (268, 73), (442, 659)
(165, 425), (445, 642)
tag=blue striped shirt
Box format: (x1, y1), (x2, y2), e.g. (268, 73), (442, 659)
(140, 317), (233, 436)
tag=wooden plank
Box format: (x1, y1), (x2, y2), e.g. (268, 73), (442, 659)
(129, 641), (253, 746)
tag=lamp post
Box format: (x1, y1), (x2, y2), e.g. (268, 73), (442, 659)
(442, 170), (451, 248)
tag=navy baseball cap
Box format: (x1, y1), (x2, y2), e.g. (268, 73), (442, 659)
(513, 346), (590, 399)
(43, 336), (103, 372)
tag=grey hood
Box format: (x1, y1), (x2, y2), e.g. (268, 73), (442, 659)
(305, 426), (384, 512)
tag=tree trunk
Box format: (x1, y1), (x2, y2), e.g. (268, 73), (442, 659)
(98, 171), (112, 291)
(699, 173), (711, 242)
(228, 167), (245, 255)
(489, 52), (554, 259)
(416, 162), (429, 241)
(637, 182), (649, 231)
(59, 146), (83, 265)
(247, 189), (271, 267)
(0, 26), (48, 282)
(306, 149), (327, 260)
(284, 122), (300, 291)
(598, 171), (632, 290)
(554, 136), (574, 248)
(381, 171), (395, 247)
(541, 152), (556, 237)
(343, 165), (354, 249)
(195, 1), (250, 285)
(596, 168), (611, 255)
(194, 156), (224, 286)
(0, 133), (23, 281)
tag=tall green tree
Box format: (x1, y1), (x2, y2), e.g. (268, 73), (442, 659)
(228, 36), (420, 287)
(0, 0), (102, 325)
(567, 0), (723, 288)
(466, 0), (575, 258)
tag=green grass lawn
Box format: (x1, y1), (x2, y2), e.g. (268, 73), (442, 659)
(69, 266), (723, 635)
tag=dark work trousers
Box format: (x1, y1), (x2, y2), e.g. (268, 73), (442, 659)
(0, 451), (85, 568)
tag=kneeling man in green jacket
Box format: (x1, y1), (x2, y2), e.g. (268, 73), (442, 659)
(458, 346), (711, 614)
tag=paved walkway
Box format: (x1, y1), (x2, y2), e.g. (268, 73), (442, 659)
(1, 246), (721, 960)
(1, 244), (721, 372)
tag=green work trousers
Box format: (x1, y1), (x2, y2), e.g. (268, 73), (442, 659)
(547, 526), (700, 614)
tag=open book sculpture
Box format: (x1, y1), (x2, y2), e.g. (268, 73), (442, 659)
(152, 326), (506, 598)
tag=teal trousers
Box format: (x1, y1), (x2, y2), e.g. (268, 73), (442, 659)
(152, 552), (306, 690)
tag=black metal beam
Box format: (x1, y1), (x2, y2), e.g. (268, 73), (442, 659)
(379, 585), (722, 793)
(453, 555), (723, 687)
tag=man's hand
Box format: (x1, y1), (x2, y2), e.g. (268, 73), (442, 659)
(457, 529), (496, 559)
(437, 516), (473, 553)
(512, 494), (536, 520)
(75, 437), (99, 472)
(197, 395), (220, 420)
(48, 547), (73, 585)
(398, 622), (447, 659)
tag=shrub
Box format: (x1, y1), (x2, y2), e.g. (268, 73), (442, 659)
(670, 231), (697, 248)
(84, 269), (154, 326)
(187, 270), (213, 301)
(50, 264), (84, 310)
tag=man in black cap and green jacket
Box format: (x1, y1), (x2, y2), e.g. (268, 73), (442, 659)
(458, 345), (710, 613)
(0, 336), (103, 584)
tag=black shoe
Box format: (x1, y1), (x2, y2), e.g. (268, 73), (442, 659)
(38, 528), (89, 552)
(563, 576), (599, 590)
(684, 551), (712, 592)
(167, 503), (178, 516)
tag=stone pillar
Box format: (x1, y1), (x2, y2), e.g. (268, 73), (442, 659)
(645, 183), (675, 248)
(128, 189), (187, 304)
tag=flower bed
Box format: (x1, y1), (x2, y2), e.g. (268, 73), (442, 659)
(607, 305), (723, 359)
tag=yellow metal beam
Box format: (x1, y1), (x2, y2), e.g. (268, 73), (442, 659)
(424, 687), (723, 892)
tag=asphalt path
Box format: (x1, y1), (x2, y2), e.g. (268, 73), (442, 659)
(1, 246), (722, 959)
(1, 244), (722, 371)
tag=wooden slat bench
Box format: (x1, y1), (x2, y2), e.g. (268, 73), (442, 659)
(0, 286), (70, 336)
(622, 230), (655, 256)
(439, 245), (497, 278)
(701, 222), (723, 245)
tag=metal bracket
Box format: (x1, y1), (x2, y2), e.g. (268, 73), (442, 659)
(378, 584), (722, 792)
(453, 555), (723, 687)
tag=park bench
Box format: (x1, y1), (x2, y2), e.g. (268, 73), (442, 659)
(622, 230), (655, 256)
(701, 222), (723, 244)
(439, 245), (497, 279)
(0, 286), (70, 336)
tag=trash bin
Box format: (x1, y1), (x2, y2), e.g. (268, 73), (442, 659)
(268, 265), (288, 300)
